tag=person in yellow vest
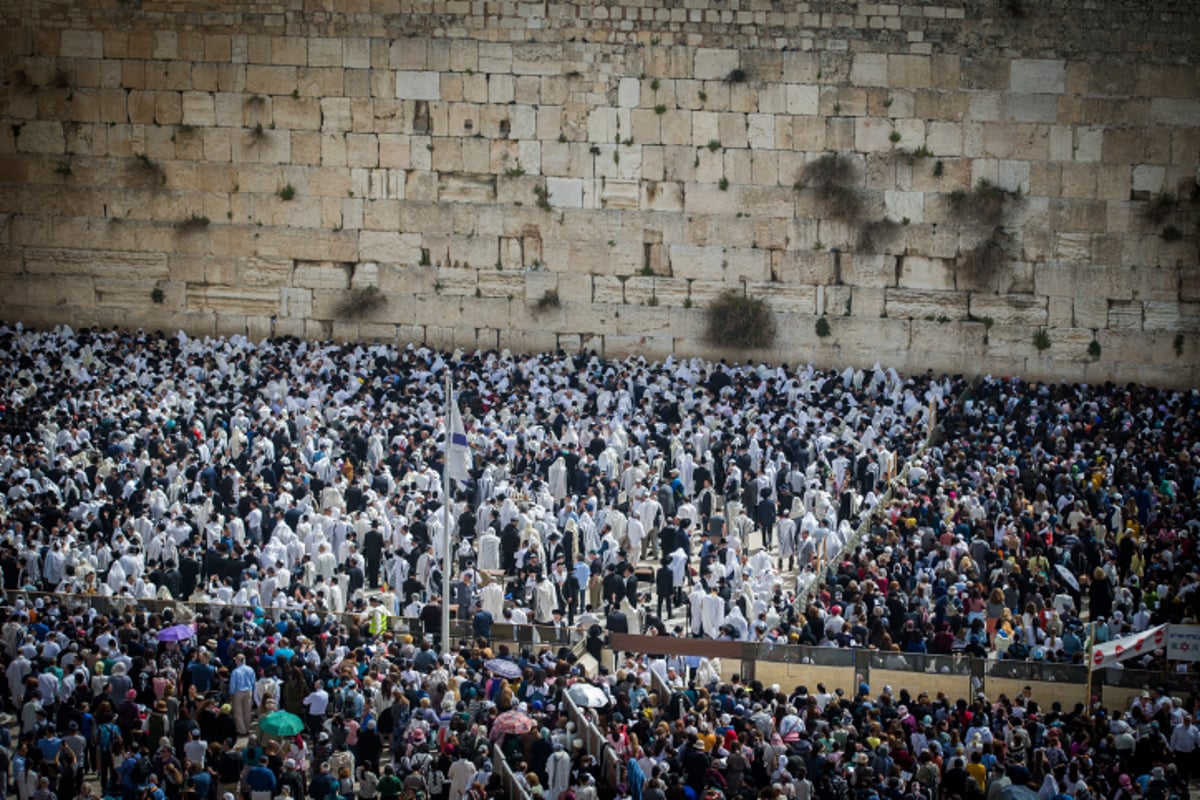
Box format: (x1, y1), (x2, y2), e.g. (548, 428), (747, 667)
(367, 596), (389, 636)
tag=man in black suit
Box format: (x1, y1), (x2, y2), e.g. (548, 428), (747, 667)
(363, 522), (384, 588)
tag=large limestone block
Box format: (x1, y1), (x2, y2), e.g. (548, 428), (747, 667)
(968, 293), (1047, 326)
(8, 275), (96, 307)
(785, 85), (819, 115)
(885, 288), (968, 320)
(1143, 302), (1200, 332)
(887, 54), (931, 88)
(669, 245), (725, 281)
(747, 283), (816, 314)
(694, 49), (739, 81)
(1107, 301), (1143, 330)
(395, 71), (440, 101)
(850, 53), (887, 86)
(512, 43), (562, 76)
(855, 118), (894, 153)
(187, 286), (281, 316)
(24, 248), (170, 280)
(294, 261), (351, 290)
(242, 256), (293, 287)
(359, 231), (422, 264)
(897, 256), (955, 291)
(1009, 59), (1065, 94)
(476, 270), (524, 299)
(910, 319), (985, 356)
(641, 181), (684, 212)
(1150, 99), (1200, 127)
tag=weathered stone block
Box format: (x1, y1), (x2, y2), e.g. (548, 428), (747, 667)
(1072, 297), (1108, 329)
(1009, 59), (1065, 94)
(395, 71), (440, 101)
(670, 245), (725, 281)
(694, 49), (739, 81)
(885, 288), (968, 320)
(1107, 300), (1143, 330)
(968, 293), (1047, 326)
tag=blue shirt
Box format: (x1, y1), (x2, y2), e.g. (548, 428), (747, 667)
(229, 664), (256, 694)
(246, 766), (277, 792)
(188, 662), (216, 693)
(36, 737), (62, 761)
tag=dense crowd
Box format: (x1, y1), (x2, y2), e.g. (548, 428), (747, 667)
(0, 323), (1198, 800)
(604, 655), (1197, 800)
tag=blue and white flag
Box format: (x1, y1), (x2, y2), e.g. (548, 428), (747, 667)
(446, 395), (472, 483)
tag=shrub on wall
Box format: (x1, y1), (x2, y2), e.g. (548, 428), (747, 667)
(335, 286), (386, 318)
(705, 291), (776, 349)
(798, 154), (864, 223)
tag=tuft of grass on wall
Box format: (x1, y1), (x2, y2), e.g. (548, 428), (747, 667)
(706, 290), (776, 349)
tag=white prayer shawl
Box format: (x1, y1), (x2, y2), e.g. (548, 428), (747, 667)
(669, 549), (688, 588)
(548, 458), (568, 502)
(700, 593), (725, 637)
(534, 579), (557, 623)
(477, 532), (501, 572)
(688, 589), (706, 635)
(481, 582), (505, 619)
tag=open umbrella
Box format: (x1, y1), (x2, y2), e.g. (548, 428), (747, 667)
(259, 710), (306, 737)
(1054, 563), (1080, 592)
(157, 623), (195, 642)
(484, 658), (522, 679)
(567, 683), (609, 708)
(489, 710), (537, 739)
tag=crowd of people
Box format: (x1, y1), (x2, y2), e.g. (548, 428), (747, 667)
(0, 322), (1197, 800)
(601, 655), (1197, 800)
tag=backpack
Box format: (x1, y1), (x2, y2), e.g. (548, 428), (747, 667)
(99, 722), (121, 753)
(130, 755), (154, 785)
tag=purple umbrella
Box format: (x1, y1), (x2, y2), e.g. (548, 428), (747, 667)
(157, 623), (195, 642)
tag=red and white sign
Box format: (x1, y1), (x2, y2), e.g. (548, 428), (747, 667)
(1091, 624), (1167, 669)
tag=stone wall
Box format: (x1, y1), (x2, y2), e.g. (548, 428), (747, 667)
(1, 0), (1198, 385)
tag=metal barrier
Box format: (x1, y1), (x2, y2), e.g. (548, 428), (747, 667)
(562, 689), (624, 790)
(491, 741), (533, 800)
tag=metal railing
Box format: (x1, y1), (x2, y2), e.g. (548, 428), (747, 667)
(491, 741), (533, 800)
(561, 689), (624, 790)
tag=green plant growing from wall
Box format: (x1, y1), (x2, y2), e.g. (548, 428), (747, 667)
(1161, 225), (1183, 242)
(150, 287), (165, 304)
(707, 139), (722, 152)
(532, 288), (561, 313)
(650, 78), (660, 91)
(797, 154), (864, 223)
(277, 184), (296, 201)
(176, 214), (210, 232)
(933, 160), (945, 178)
(1175, 333), (1186, 357)
(815, 316), (832, 338)
(889, 131), (901, 144)
(726, 68), (748, 83)
(334, 286), (386, 318)
(1032, 329), (1051, 352)
(533, 185), (552, 210)
(53, 160), (72, 178)
(1087, 340), (1102, 360)
(654, 104), (667, 115)
(1141, 191), (1175, 226)
(130, 153), (166, 186)
(718, 177), (729, 191)
(858, 219), (901, 253)
(706, 291), (776, 349)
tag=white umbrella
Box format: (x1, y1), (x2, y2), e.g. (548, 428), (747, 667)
(1054, 563), (1080, 592)
(567, 683), (610, 708)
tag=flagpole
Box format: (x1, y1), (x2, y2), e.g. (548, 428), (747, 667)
(441, 370), (453, 657)
(1085, 620), (1095, 712)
